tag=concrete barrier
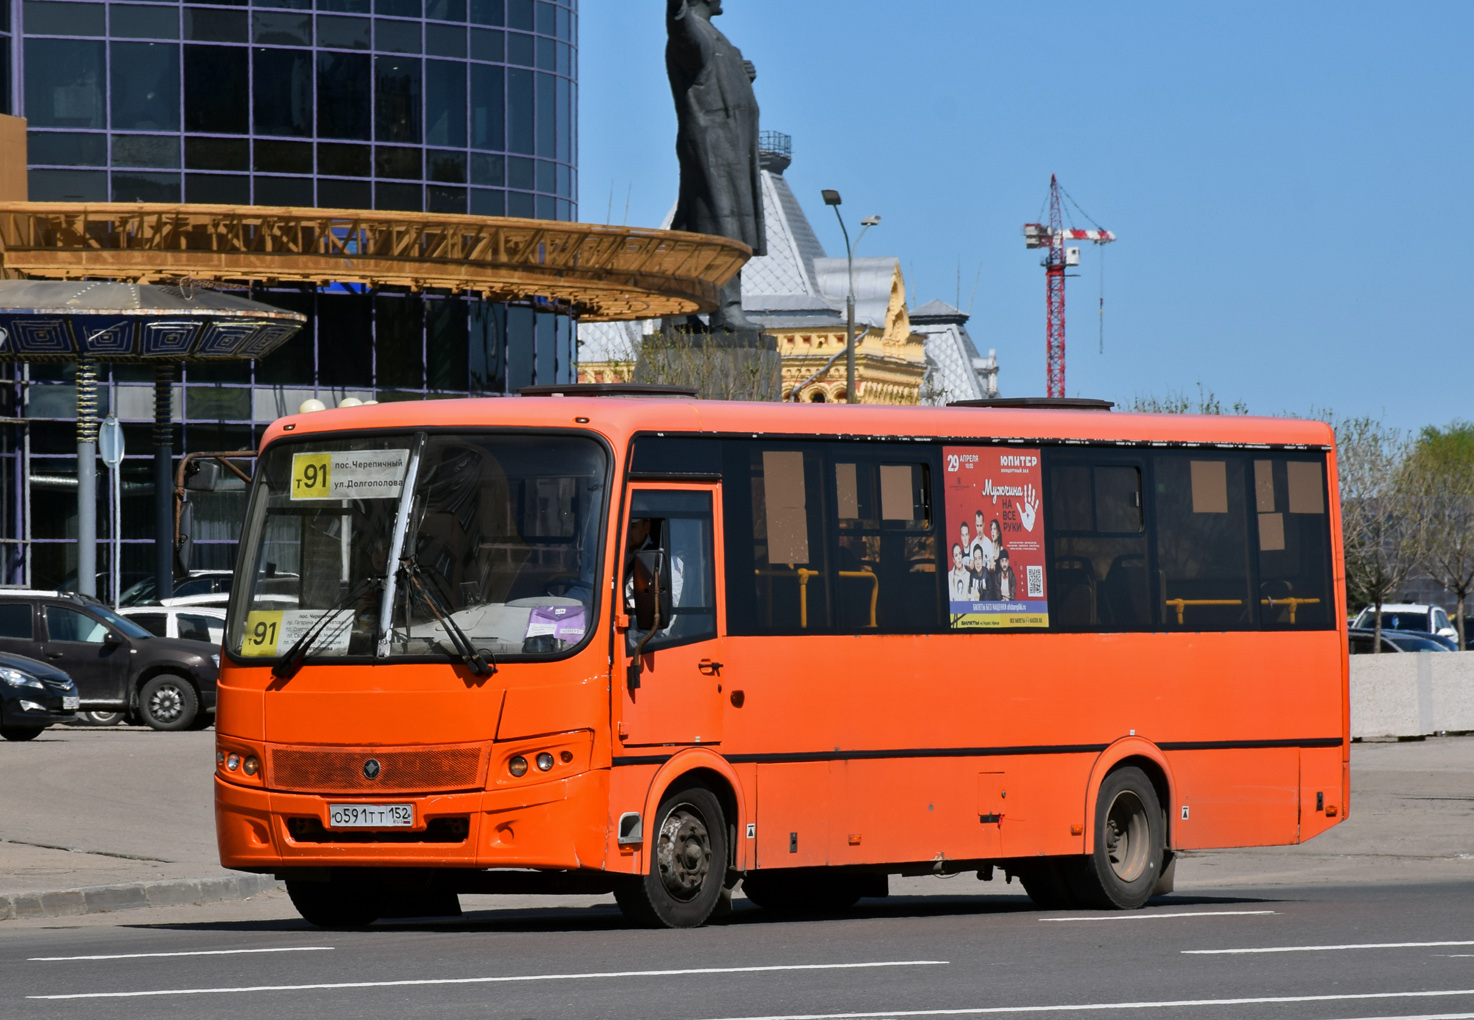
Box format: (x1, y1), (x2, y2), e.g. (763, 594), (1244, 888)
(1351, 650), (1474, 739)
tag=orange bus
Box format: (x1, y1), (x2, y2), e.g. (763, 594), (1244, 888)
(215, 392), (1348, 928)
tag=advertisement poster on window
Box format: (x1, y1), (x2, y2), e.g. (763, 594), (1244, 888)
(943, 446), (1049, 628)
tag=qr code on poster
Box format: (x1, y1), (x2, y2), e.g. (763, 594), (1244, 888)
(1026, 565), (1044, 598)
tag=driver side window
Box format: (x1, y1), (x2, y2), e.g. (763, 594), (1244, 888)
(47, 606), (109, 644)
(624, 490), (716, 652)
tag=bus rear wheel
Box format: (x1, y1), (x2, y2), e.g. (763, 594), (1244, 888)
(614, 781), (727, 928)
(286, 874), (382, 928)
(1074, 766), (1165, 910)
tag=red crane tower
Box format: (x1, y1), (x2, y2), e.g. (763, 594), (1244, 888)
(1023, 175), (1116, 398)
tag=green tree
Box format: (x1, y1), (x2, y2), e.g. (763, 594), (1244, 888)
(1127, 383), (1249, 415)
(1406, 421), (1474, 648)
(1335, 416), (1424, 651)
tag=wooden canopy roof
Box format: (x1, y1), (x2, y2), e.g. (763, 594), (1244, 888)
(0, 203), (750, 322)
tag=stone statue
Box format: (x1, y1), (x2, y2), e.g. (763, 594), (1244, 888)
(666, 0), (765, 331)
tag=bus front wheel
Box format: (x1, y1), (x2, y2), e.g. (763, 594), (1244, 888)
(1075, 766), (1165, 910)
(614, 781), (728, 928)
(286, 874), (382, 928)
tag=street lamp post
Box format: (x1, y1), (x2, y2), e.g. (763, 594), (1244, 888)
(821, 190), (879, 404)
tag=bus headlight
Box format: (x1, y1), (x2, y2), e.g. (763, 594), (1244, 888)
(508, 755), (528, 777)
(242, 756), (259, 776)
(535, 752), (554, 772)
(226, 753), (241, 771)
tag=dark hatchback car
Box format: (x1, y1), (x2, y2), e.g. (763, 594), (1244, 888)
(0, 592), (218, 730)
(0, 650), (79, 741)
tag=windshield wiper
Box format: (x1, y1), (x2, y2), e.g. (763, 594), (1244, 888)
(271, 575), (382, 682)
(400, 559), (496, 678)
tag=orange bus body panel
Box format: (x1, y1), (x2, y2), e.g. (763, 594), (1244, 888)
(215, 398), (1348, 885)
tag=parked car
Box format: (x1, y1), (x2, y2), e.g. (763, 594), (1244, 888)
(0, 650), (80, 741)
(0, 591), (218, 730)
(1350, 603), (1460, 647)
(117, 605), (226, 645)
(118, 570), (234, 608)
(1348, 628), (1455, 654)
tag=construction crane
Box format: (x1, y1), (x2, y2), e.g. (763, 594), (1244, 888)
(1023, 175), (1116, 398)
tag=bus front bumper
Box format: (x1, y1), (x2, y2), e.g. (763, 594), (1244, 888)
(215, 768), (609, 871)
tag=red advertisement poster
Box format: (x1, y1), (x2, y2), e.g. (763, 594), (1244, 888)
(942, 446), (1049, 628)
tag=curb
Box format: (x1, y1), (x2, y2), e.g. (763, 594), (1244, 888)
(0, 873), (282, 921)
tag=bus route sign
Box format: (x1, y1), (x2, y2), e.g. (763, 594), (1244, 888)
(290, 449), (409, 501)
(943, 446), (1049, 629)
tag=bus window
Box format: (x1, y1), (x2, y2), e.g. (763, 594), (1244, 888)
(833, 458), (937, 633)
(742, 446), (831, 633)
(624, 490), (716, 652)
(1153, 454), (1253, 630)
(1047, 456), (1150, 630)
(1254, 456), (1333, 627)
(229, 433), (607, 662)
(726, 443), (942, 635)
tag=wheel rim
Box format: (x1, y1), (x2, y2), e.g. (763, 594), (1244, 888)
(1103, 790), (1150, 882)
(655, 802), (713, 902)
(148, 684), (184, 722)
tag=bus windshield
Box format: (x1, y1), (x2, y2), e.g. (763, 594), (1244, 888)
(227, 431), (607, 663)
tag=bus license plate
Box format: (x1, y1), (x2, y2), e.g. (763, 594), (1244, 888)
(62, 697), (79, 710)
(328, 804), (414, 828)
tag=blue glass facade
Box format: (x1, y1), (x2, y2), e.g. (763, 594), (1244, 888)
(1, 0), (579, 591)
(18, 0), (575, 216)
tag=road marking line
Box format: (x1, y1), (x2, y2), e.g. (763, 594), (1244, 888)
(1319, 1014), (1474, 1020)
(1040, 910), (1276, 922)
(29, 947), (335, 962)
(26, 960), (947, 1001)
(689, 990), (1474, 1020)
(1185, 941), (1474, 955)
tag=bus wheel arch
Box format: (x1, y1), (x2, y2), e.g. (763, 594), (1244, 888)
(641, 750), (747, 875)
(1083, 740), (1175, 857)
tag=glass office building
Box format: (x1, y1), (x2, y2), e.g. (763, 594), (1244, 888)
(0, 0), (578, 590)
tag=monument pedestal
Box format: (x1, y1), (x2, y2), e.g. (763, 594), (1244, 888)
(633, 320), (783, 401)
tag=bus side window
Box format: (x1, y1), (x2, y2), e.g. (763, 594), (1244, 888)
(747, 448), (830, 633)
(1254, 456), (1332, 627)
(1048, 457), (1149, 630)
(625, 491), (716, 652)
(832, 459), (937, 633)
(1153, 454), (1253, 630)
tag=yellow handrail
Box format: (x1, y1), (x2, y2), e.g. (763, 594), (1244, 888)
(1260, 596), (1321, 624)
(755, 567), (879, 629)
(1164, 598), (1244, 626)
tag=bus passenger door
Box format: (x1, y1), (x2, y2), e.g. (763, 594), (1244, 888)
(617, 484), (725, 748)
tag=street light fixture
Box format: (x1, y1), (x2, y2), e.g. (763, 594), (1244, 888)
(821, 190), (881, 404)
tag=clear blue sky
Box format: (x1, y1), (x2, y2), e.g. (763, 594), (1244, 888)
(580, 2), (1473, 428)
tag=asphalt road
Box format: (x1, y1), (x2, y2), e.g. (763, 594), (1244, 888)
(1, 730), (1471, 1019)
(3, 881), (1474, 1019)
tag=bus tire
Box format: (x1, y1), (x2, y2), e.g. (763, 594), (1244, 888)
(1075, 766), (1165, 910)
(614, 781), (727, 928)
(286, 875), (382, 928)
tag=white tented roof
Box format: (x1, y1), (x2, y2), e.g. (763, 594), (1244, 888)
(908, 300), (999, 405)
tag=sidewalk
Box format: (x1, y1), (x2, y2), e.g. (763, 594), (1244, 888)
(0, 726), (277, 920)
(2, 726), (1471, 921)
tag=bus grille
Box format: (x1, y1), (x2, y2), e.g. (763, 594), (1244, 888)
(265, 742), (488, 794)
